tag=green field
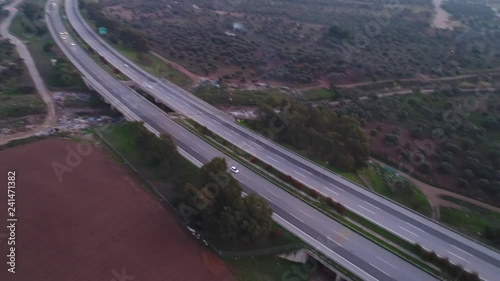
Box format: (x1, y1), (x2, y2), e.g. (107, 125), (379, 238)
(359, 165), (432, 217)
(225, 255), (312, 281)
(439, 196), (500, 248)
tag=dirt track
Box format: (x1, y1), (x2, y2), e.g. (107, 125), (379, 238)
(0, 139), (233, 281)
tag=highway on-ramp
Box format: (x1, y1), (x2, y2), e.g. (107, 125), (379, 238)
(44, 1), (439, 280)
(63, 0), (500, 279)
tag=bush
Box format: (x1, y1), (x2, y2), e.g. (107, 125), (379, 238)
(384, 133), (400, 145)
(438, 161), (453, 174)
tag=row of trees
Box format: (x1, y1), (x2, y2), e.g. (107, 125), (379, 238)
(181, 157), (273, 242)
(250, 101), (370, 171)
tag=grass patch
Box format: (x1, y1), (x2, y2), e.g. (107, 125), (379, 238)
(225, 255), (309, 281)
(0, 94), (46, 118)
(194, 84), (286, 107)
(439, 195), (500, 248)
(359, 165), (432, 217)
(299, 88), (336, 101)
(114, 44), (192, 88)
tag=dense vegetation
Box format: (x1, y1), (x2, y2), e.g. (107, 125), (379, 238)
(0, 39), (45, 119)
(118, 122), (274, 243)
(87, 0), (500, 86)
(333, 88), (500, 204)
(181, 157), (273, 243)
(248, 101), (370, 171)
(80, 0), (148, 52)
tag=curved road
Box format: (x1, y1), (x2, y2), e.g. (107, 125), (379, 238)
(0, 0), (56, 146)
(63, 0), (500, 279)
(45, 1), (440, 280)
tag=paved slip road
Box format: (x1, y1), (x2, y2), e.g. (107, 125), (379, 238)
(63, 0), (500, 279)
(0, 0), (57, 146)
(45, 1), (438, 280)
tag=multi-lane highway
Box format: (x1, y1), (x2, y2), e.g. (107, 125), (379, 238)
(62, 0), (500, 279)
(42, 1), (441, 280)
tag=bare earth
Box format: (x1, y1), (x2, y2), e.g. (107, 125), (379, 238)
(0, 139), (233, 281)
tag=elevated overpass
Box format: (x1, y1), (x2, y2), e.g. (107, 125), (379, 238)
(63, 0), (500, 279)
(44, 1), (439, 280)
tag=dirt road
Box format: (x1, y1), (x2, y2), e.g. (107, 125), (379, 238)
(0, 0), (57, 146)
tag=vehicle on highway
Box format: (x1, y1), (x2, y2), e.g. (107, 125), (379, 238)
(230, 166), (239, 174)
(70, 42), (75, 46)
(124, 64), (129, 67)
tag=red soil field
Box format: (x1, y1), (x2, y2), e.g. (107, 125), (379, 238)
(0, 139), (233, 281)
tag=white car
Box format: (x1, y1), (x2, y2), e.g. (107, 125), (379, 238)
(70, 42), (75, 46)
(146, 84), (153, 89)
(230, 166), (239, 174)
(124, 64), (129, 67)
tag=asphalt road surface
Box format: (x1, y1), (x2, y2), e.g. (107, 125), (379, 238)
(44, 1), (440, 280)
(62, 0), (500, 279)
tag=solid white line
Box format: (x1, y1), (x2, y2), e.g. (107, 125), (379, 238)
(365, 202), (381, 210)
(206, 121), (215, 126)
(399, 226), (419, 238)
(369, 263), (390, 277)
(377, 256), (396, 269)
(359, 205), (375, 215)
(447, 250), (470, 264)
(224, 131), (234, 137)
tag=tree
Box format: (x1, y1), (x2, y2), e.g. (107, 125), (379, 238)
(43, 42), (53, 53)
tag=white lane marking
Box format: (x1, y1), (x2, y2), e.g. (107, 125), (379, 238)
(292, 214), (304, 223)
(206, 121), (215, 126)
(365, 202), (381, 210)
(447, 250), (470, 264)
(369, 263), (390, 277)
(328, 189), (339, 196)
(268, 156), (279, 163)
(299, 209), (311, 218)
(404, 222), (423, 233)
(359, 205), (375, 215)
(377, 256), (396, 269)
(399, 226), (419, 238)
(335, 231), (351, 241)
(269, 190), (279, 197)
(179, 100), (189, 106)
(178, 132), (187, 138)
(452, 246), (472, 257)
(301, 168), (313, 176)
(224, 131), (234, 137)
(294, 170), (308, 179)
(327, 237), (343, 247)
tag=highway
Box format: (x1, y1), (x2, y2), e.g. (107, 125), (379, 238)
(63, 0), (500, 279)
(43, 1), (440, 280)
